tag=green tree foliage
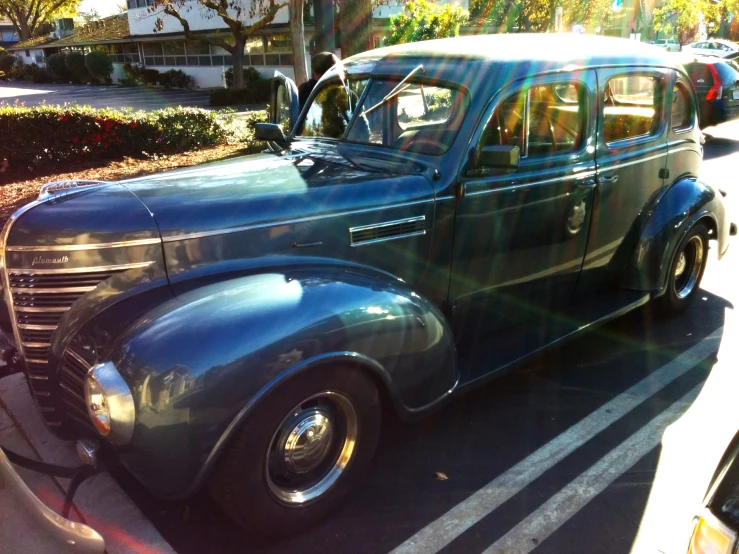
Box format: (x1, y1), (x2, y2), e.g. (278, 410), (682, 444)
(386, 0), (469, 46)
(85, 50), (114, 84)
(469, 0), (611, 32)
(0, 0), (80, 41)
(653, 0), (721, 47)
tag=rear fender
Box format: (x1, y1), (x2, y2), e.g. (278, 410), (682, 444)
(622, 177), (727, 294)
(107, 268), (457, 497)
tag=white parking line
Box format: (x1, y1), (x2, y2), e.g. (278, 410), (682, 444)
(483, 382), (703, 554)
(390, 330), (723, 554)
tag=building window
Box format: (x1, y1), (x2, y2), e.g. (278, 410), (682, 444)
(127, 0), (154, 8)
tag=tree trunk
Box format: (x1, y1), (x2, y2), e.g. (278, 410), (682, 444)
(290, 0), (309, 85)
(339, 0), (373, 57)
(17, 19), (31, 41)
(232, 37), (245, 90)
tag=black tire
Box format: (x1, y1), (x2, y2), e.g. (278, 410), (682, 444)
(208, 365), (381, 537)
(653, 223), (709, 317)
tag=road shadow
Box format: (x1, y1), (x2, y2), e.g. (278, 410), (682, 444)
(703, 136), (739, 161)
(110, 290), (733, 554)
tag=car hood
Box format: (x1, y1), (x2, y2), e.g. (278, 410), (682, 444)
(120, 145), (429, 241)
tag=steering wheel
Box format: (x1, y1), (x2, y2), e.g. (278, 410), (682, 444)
(404, 138), (445, 155)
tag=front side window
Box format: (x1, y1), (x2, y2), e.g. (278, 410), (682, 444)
(298, 80), (368, 139)
(479, 81), (585, 158)
(603, 74), (661, 143)
(296, 76), (469, 155)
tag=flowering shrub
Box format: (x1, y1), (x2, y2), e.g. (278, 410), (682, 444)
(0, 105), (263, 167)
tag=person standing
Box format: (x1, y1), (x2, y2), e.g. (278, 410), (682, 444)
(298, 51), (340, 111)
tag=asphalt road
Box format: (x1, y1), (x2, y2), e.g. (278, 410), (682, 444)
(0, 82), (264, 111)
(111, 122), (739, 554)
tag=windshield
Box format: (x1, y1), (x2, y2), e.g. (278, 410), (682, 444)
(295, 77), (470, 156)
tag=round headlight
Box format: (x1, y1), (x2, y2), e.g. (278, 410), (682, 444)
(83, 361), (135, 444)
(84, 374), (111, 436)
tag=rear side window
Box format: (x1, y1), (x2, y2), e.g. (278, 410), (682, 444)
(714, 62), (739, 85)
(685, 63), (714, 86)
(672, 83), (693, 130)
(603, 75), (661, 143)
(479, 82), (585, 158)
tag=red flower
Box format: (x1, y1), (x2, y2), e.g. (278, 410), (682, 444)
(71, 137), (79, 143)
(93, 134), (102, 142)
(129, 121), (138, 129)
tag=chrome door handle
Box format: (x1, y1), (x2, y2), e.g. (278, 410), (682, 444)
(598, 174), (619, 184)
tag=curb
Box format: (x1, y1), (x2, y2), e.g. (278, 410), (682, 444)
(0, 372), (176, 554)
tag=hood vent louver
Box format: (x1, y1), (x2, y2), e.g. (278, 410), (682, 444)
(349, 216), (426, 246)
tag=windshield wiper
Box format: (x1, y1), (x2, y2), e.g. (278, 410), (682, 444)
(359, 64), (425, 118)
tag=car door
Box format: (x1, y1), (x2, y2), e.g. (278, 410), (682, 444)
(449, 70), (597, 355)
(579, 68), (670, 294)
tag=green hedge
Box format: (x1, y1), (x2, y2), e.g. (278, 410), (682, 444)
(210, 79), (272, 106)
(224, 66), (262, 88)
(122, 63), (194, 88)
(47, 53), (72, 82)
(0, 105), (266, 167)
(85, 51), (113, 84)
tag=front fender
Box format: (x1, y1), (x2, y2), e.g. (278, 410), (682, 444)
(107, 269), (457, 497)
(622, 177), (729, 293)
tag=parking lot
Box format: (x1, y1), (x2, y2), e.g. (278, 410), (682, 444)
(99, 124), (739, 553)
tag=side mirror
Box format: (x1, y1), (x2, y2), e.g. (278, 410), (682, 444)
(256, 123), (288, 148)
(472, 145), (520, 171)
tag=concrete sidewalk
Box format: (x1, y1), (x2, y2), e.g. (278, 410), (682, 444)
(0, 372), (176, 554)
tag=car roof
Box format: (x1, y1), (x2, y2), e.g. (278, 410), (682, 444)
(346, 33), (677, 71)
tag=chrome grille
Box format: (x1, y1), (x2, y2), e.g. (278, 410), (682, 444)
(59, 346), (94, 428)
(4, 263), (151, 427)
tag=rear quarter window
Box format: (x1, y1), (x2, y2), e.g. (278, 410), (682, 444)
(714, 62), (739, 85)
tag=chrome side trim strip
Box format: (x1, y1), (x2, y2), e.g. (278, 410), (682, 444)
(7, 261), (154, 274)
(464, 170), (597, 196)
(14, 306), (69, 313)
(28, 374), (49, 381)
(11, 286), (97, 294)
(349, 215), (426, 233)
(161, 198), (435, 243)
(26, 358), (49, 364)
(597, 149), (670, 173)
(5, 238), (161, 252)
(22, 342), (51, 348)
(18, 324), (57, 331)
(350, 230), (427, 247)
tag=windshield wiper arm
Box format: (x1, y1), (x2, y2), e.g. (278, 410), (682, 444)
(360, 64), (425, 118)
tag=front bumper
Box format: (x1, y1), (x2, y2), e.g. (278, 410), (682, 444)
(0, 447), (105, 553)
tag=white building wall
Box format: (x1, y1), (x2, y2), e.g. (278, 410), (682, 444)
(16, 49), (45, 66)
(127, 1), (288, 37)
(134, 64), (294, 88)
(371, 0), (468, 18)
(112, 62), (127, 82)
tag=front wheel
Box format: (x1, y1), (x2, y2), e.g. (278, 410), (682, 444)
(653, 223), (709, 316)
(208, 365), (381, 536)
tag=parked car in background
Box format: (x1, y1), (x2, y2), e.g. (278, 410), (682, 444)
(684, 39), (739, 57)
(681, 55), (739, 126)
(0, 35), (734, 545)
(687, 431), (739, 554)
(652, 38), (680, 52)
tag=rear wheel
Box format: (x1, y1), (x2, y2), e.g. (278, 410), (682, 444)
(208, 365), (381, 536)
(653, 223), (709, 316)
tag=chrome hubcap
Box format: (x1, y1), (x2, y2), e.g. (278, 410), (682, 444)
(282, 410), (334, 474)
(673, 236), (704, 300)
(266, 391), (358, 505)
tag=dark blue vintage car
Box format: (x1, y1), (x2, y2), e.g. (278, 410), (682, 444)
(0, 34), (734, 541)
